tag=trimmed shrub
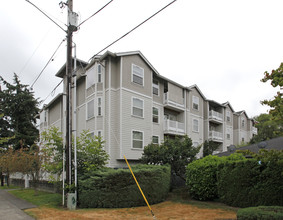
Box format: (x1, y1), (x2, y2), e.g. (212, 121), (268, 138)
(217, 152), (283, 207)
(186, 154), (245, 200)
(237, 206), (283, 220)
(78, 164), (171, 208)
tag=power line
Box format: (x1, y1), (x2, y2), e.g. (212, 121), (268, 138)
(77, 0), (114, 28)
(25, 0), (66, 33)
(89, 0), (177, 61)
(30, 38), (66, 89)
(41, 79), (63, 104)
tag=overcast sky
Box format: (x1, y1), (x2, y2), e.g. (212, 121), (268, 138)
(1, 0), (282, 118)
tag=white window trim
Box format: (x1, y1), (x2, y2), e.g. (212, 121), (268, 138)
(131, 130), (144, 150)
(192, 95), (199, 111)
(86, 99), (95, 120)
(152, 135), (159, 145)
(97, 97), (102, 116)
(227, 110), (231, 122)
(86, 66), (95, 89)
(131, 64), (144, 86)
(152, 106), (159, 123)
(132, 97), (144, 118)
(192, 118), (199, 132)
(97, 64), (103, 83)
(152, 79), (159, 96)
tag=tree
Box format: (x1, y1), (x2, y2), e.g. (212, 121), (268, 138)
(76, 130), (109, 174)
(202, 140), (220, 157)
(250, 114), (283, 144)
(0, 74), (40, 150)
(40, 127), (109, 184)
(261, 63), (283, 122)
(141, 135), (200, 180)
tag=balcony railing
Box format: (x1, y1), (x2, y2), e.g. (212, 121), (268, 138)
(209, 130), (223, 141)
(164, 92), (185, 111)
(209, 110), (223, 122)
(164, 119), (185, 135)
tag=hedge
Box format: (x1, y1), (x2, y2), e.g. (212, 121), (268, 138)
(217, 157), (283, 207)
(237, 206), (283, 220)
(186, 154), (245, 201)
(78, 164), (171, 208)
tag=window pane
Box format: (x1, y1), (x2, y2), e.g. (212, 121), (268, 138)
(133, 65), (143, 77)
(133, 107), (142, 117)
(133, 140), (143, 148)
(193, 119), (198, 131)
(133, 74), (143, 85)
(133, 98), (143, 108)
(98, 64), (102, 73)
(87, 100), (94, 119)
(133, 131), (142, 140)
(86, 67), (95, 88)
(152, 136), (159, 144)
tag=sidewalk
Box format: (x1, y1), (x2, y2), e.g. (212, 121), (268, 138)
(0, 189), (37, 220)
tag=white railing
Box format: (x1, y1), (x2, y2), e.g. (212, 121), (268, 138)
(164, 92), (185, 110)
(164, 119), (185, 134)
(209, 130), (223, 141)
(209, 110), (223, 122)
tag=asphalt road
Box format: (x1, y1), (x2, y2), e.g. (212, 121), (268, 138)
(0, 189), (36, 220)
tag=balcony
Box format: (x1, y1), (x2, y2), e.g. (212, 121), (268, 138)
(164, 92), (185, 112)
(164, 119), (185, 135)
(209, 130), (223, 142)
(209, 110), (223, 123)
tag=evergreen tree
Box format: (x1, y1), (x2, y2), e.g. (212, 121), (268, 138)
(0, 74), (40, 150)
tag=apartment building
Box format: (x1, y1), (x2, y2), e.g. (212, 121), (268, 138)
(40, 50), (257, 167)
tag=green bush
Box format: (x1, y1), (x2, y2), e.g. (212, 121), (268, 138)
(78, 164), (171, 208)
(217, 150), (283, 207)
(237, 206), (283, 220)
(186, 154), (245, 200)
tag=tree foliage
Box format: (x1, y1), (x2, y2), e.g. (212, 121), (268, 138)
(261, 63), (283, 122)
(249, 114), (283, 144)
(141, 135), (200, 180)
(202, 140), (220, 157)
(0, 74), (40, 149)
(40, 127), (109, 182)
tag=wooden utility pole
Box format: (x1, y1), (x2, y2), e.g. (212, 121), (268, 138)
(66, 0), (73, 187)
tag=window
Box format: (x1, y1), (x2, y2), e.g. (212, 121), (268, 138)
(97, 64), (102, 83)
(86, 66), (95, 88)
(242, 137), (245, 143)
(87, 100), (94, 119)
(227, 133), (231, 140)
(152, 107), (159, 123)
(226, 128), (231, 140)
(132, 97), (143, 117)
(152, 136), (159, 144)
(193, 119), (199, 132)
(193, 96), (199, 110)
(132, 64), (144, 86)
(241, 117), (245, 127)
(227, 111), (231, 122)
(132, 131), (143, 149)
(97, 97), (102, 116)
(152, 79), (159, 95)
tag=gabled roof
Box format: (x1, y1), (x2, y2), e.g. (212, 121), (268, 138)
(187, 84), (206, 100)
(216, 136), (283, 157)
(97, 50), (160, 75)
(55, 58), (88, 78)
(42, 93), (63, 110)
(222, 101), (235, 112)
(207, 99), (225, 108)
(234, 110), (249, 119)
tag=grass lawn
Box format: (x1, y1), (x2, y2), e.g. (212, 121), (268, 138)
(7, 187), (238, 219)
(9, 188), (62, 208)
